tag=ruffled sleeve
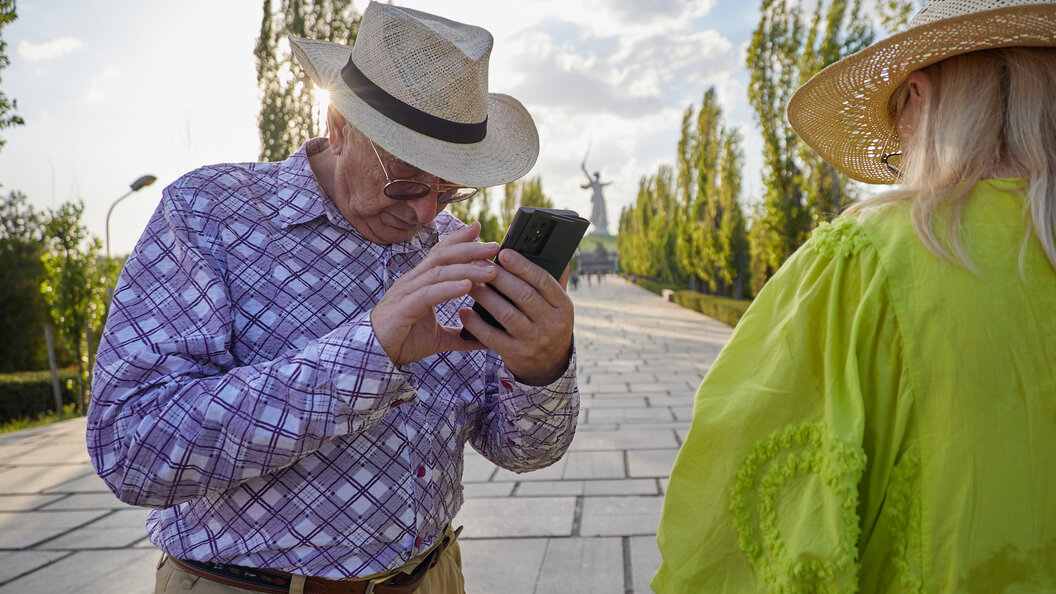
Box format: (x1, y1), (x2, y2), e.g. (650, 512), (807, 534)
(653, 217), (908, 593)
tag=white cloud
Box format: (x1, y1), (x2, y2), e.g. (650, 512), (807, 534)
(82, 81), (106, 103)
(18, 37), (84, 61)
(502, 21), (735, 120)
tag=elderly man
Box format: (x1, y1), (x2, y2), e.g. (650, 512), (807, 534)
(87, 4), (579, 593)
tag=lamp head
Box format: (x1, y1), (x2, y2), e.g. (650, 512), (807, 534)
(130, 175), (157, 192)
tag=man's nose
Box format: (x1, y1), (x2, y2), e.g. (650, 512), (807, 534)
(405, 192), (444, 224)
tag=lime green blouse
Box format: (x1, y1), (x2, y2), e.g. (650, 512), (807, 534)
(653, 180), (1056, 593)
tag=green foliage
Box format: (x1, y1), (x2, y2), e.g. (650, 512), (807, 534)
(256, 0), (360, 161)
(671, 290), (752, 328)
(627, 276), (681, 297)
(496, 176), (554, 232)
(448, 187), (503, 243)
(746, 0), (874, 291)
(40, 202), (118, 412)
(0, 367), (77, 426)
(617, 166), (684, 286)
(515, 177), (554, 210)
(877, 0), (920, 32)
(670, 88), (750, 297)
(0, 190), (54, 372)
(0, 0), (24, 153)
(0, 403), (77, 435)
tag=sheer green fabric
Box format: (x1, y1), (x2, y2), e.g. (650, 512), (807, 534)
(653, 180), (1056, 593)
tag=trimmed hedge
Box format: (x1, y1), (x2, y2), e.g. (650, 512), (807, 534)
(671, 290), (752, 327)
(0, 368), (78, 424)
(628, 276), (681, 296)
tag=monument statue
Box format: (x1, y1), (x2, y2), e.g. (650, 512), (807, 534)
(580, 155), (612, 236)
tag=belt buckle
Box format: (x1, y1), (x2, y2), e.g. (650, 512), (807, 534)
(362, 570), (399, 594)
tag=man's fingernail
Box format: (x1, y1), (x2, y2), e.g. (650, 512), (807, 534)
(474, 260), (494, 269)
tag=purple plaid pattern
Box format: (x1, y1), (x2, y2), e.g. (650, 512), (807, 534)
(87, 139), (579, 578)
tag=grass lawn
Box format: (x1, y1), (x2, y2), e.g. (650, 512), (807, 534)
(0, 404), (80, 435)
(579, 233), (617, 252)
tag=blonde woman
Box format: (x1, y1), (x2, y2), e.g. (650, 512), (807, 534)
(653, 0), (1056, 591)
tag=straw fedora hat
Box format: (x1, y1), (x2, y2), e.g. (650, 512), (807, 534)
(787, 0), (1056, 185)
(288, 2), (539, 189)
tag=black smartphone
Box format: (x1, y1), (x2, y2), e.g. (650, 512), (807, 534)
(460, 207), (590, 341)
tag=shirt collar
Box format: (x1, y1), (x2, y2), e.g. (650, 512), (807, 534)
(276, 138), (331, 230)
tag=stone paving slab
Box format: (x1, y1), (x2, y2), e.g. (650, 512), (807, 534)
(455, 497), (577, 538)
(0, 495), (65, 513)
(0, 551), (69, 585)
(626, 449), (681, 478)
(513, 478), (660, 497)
(0, 465), (98, 495)
(630, 535), (664, 593)
(533, 537), (624, 593)
(459, 538), (549, 594)
(579, 496), (665, 537)
(0, 510), (107, 549)
(0, 276), (733, 593)
(0, 548), (157, 594)
(43, 509), (152, 550)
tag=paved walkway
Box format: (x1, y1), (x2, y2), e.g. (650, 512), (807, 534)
(0, 276), (733, 593)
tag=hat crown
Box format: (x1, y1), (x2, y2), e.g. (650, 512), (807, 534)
(352, 2), (492, 126)
(909, 0), (1055, 28)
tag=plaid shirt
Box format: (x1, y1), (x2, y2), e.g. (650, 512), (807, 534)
(87, 139), (579, 578)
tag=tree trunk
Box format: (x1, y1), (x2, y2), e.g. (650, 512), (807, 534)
(44, 324), (63, 414)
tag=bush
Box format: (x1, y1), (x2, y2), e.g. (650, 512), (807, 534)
(671, 290), (752, 327)
(0, 368), (78, 424)
(628, 276), (681, 296)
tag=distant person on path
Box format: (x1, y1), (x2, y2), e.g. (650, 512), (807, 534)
(654, 0), (1056, 591)
(87, 4), (580, 593)
(571, 271), (580, 290)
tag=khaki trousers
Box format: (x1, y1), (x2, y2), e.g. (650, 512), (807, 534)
(154, 541), (465, 594)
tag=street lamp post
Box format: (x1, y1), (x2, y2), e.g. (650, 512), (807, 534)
(105, 174), (157, 259)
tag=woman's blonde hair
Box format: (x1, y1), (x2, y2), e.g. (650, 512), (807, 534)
(844, 47), (1056, 273)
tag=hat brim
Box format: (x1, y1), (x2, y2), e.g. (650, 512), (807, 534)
(289, 35), (539, 188)
(787, 4), (1056, 185)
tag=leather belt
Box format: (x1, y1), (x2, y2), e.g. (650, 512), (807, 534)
(168, 526), (462, 594)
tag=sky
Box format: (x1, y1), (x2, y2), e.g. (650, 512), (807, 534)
(0, 0), (766, 256)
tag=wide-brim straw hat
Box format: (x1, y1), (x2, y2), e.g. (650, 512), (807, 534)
(787, 0), (1056, 185)
(288, 2), (539, 188)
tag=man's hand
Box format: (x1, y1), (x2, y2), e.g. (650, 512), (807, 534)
(458, 249), (574, 386)
(371, 222), (500, 366)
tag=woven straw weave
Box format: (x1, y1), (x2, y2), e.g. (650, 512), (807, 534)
(787, 0), (1056, 185)
(289, 2), (539, 188)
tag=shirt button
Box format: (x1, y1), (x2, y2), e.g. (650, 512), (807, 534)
(500, 380), (512, 389)
(415, 536), (422, 548)
(386, 257), (392, 266)
(417, 466), (426, 477)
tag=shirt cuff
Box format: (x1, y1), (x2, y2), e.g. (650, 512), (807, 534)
(495, 343), (578, 416)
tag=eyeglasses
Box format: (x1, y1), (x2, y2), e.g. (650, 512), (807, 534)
(881, 151), (903, 179)
(369, 140), (478, 204)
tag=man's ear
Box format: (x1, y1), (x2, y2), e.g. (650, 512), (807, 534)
(327, 106), (348, 155)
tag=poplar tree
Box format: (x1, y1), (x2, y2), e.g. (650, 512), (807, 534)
(256, 0), (360, 161)
(746, 0), (874, 293)
(716, 131), (750, 298)
(747, 0), (807, 294)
